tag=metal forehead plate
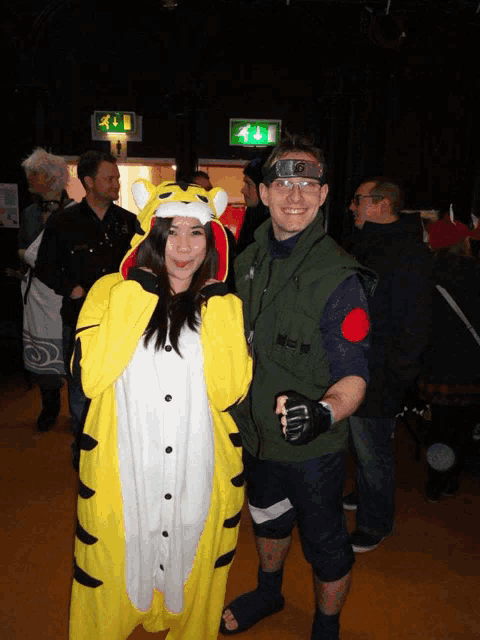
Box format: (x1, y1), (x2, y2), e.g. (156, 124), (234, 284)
(264, 159), (323, 183)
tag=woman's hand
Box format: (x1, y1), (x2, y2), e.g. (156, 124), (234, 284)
(203, 278), (220, 288)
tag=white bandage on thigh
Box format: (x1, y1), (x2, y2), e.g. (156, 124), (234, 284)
(248, 497), (294, 524)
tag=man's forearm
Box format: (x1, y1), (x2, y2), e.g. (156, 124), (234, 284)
(322, 375), (367, 423)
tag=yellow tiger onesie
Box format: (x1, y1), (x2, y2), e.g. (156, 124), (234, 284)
(69, 180), (252, 640)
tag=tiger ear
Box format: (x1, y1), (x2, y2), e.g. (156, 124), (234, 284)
(209, 187), (228, 218)
(132, 179), (156, 211)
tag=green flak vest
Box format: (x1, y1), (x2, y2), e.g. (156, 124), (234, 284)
(231, 213), (377, 462)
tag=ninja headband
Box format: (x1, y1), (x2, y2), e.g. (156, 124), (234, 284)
(263, 159), (324, 185)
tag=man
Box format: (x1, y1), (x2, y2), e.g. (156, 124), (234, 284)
(235, 156), (270, 254)
(343, 178), (433, 551)
(221, 135), (377, 640)
(18, 148), (74, 432)
(35, 151), (136, 467)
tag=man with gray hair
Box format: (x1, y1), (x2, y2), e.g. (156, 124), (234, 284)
(18, 148), (74, 431)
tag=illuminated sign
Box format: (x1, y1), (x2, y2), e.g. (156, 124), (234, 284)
(229, 119), (281, 147)
(94, 111), (136, 134)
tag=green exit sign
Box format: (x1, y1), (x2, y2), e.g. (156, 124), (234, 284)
(94, 111), (136, 134)
(229, 119), (281, 147)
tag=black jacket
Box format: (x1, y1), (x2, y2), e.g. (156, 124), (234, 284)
(343, 214), (433, 417)
(236, 202), (270, 256)
(35, 198), (136, 326)
(424, 252), (480, 386)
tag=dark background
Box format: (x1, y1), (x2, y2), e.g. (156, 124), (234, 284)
(2, 0), (480, 370)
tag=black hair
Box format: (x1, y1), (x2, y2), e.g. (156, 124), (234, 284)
(136, 217), (217, 355)
(77, 150), (117, 188)
(243, 148), (271, 187)
(192, 170), (210, 181)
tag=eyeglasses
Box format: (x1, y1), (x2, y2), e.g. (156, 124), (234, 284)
(351, 194), (381, 205)
(271, 179), (321, 194)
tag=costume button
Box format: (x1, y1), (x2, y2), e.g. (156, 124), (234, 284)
(165, 394), (172, 402)
(165, 345), (172, 352)
(162, 531), (169, 537)
(165, 446), (173, 453)
(165, 493), (172, 500)
(160, 564), (164, 571)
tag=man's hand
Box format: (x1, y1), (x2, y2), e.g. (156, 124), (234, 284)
(70, 285), (86, 299)
(275, 391), (333, 446)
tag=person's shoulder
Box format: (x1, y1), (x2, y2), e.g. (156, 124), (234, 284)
(401, 233), (432, 264)
(43, 207), (69, 230)
(111, 203), (136, 220)
(235, 237), (263, 270)
(21, 203), (40, 216)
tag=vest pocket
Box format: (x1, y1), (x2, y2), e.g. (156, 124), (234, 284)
(270, 311), (321, 376)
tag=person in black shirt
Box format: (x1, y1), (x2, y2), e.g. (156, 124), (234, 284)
(343, 178), (433, 552)
(236, 156), (270, 255)
(36, 151), (136, 468)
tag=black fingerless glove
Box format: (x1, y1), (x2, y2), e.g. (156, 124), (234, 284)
(127, 267), (159, 294)
(282, 391), (334, 446)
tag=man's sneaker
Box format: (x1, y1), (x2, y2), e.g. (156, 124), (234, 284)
(342, 492), (358, 511)
(350, 529), (388, 553)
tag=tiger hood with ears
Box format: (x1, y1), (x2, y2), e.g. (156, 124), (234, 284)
(120, 179), (230, 282)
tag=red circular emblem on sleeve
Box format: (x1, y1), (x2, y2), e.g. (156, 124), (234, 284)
(341, 308), (370, 342)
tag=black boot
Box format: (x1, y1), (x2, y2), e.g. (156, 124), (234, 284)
(311, 610), (341, 640)
(37, 387), (61, 432)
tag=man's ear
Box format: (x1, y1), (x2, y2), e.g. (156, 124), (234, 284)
(319, 184), (329, 207)
(259, 183), (269, 207)
(84, 175), (93, 191)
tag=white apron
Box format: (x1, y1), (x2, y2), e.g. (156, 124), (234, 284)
(21, 230), (65, 376)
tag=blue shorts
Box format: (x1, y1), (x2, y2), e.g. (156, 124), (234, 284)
(243, 449), (354, 582)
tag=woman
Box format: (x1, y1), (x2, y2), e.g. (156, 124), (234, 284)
(69, 180), (252, 640)
(18, 148), (73, 431)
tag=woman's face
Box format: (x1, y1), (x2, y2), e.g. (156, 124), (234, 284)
(165, 216), (207, 293)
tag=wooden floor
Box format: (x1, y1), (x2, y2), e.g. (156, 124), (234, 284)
(1, 372), (479, 640)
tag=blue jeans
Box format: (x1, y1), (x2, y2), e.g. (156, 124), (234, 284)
(62, 324), (90, 440)
(348, 416), (396, 537)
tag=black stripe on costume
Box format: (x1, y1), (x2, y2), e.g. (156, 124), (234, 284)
(76, 521), (98, 545)
(75, 324), (99, 335)
(80, 433), (98, 451)
(215, 549), (236, 568)
(231, 471), (244, 487)
(223, 510), (242, 528)
(78, 479), (95, 499)
(73, 558), (103, 588)
(229, 432), (242, 447)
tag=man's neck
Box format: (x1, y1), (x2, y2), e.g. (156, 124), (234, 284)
(85, 193), (111, 220)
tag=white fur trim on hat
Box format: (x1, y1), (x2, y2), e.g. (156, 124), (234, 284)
(154, 201), (214, 226)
